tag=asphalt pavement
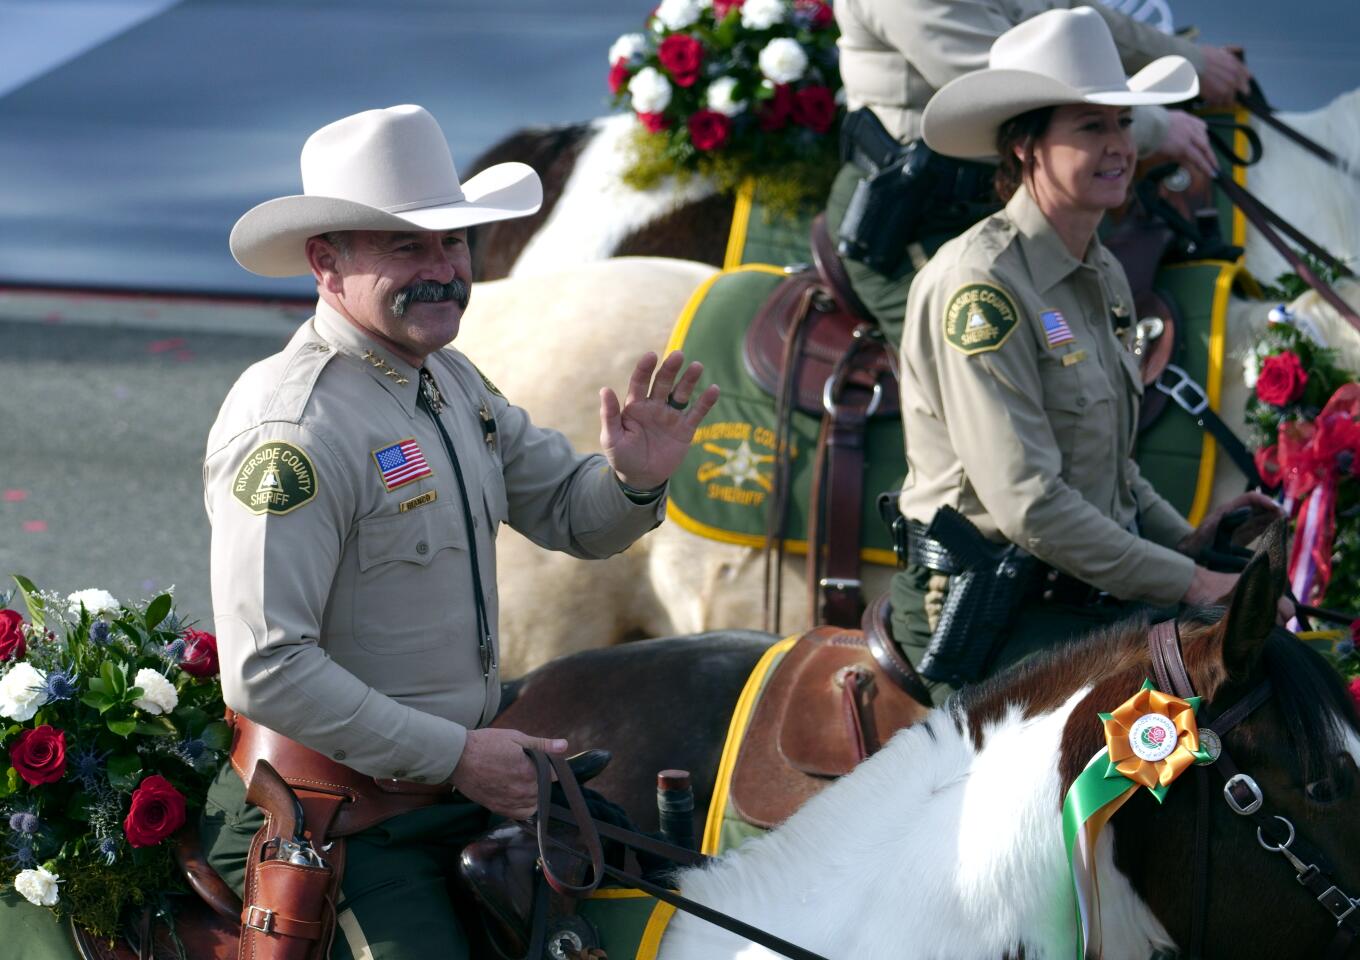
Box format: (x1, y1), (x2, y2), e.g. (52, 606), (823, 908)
(0, 294), (304, 626)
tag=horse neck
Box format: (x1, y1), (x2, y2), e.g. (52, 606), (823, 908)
(661, 690), (1171, 960)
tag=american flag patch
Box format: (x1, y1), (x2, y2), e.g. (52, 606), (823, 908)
(372, 438), (432, 491)
(1040, 310), (1075, 348)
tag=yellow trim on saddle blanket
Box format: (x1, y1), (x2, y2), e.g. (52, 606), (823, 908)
(662, 264), (899, 567)
(1232, 105), (1250, 250)
(723, 178), (757, 270)
(1163, 260), (1260, 526)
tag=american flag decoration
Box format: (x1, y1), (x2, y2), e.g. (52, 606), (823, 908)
(372, 438), (432, 491)
(1040, 310), (1075, 349)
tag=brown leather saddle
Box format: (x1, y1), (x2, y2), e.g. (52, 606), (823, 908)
(742, 214), (897, 631)
(729, 597), (931, 828)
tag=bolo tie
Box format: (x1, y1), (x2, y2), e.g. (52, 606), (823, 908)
(417, 367), (496, 678)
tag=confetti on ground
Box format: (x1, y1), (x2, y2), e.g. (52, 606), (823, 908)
(22, 521), (47, 533)
(2, 490), (27, 502)
(147, 337), (186, 354)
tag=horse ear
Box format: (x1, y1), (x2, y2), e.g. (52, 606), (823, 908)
(1217, 519), (1289, 679)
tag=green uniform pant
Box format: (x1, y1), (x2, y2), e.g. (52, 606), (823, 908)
(200, 763), (491, 960)
(889, 564), (1150, 703)
(824, 162), (991, 347)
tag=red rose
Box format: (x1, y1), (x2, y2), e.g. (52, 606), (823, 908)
(688, 109), (732, 151)
(10, 725), (67, 787)
(123, 774), (186, 848)
(1349, 677), (1360, 713)
(795, 0), (834, 29)
(1350, 618), (1360, 647)
(757, 83), (795, 132)
(179, 628), (219, 677)
(712, 0), (744, 18)
(1254, 444), (1281, 490)
(1255, 351), (1309, 407)
(657, 34), (703, 88)
(792, 84), (836, 134)
(608, 58), (631, 96)
(637, 111), (670, 133)
(0, 609), (25, 662)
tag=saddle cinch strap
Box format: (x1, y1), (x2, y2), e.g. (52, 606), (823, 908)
(227, 712), (450, 960)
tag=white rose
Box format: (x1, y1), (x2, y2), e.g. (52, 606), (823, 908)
(15, 867), (60, 907)
(132, 668), (178, 715)
(67, 588), (120, 618)
(706, 76), (747, 116)
(742, 0), (787, 30)
(608, 32), (648, 65)
(654, 0), (703, 30)
(0, 662), (49, 722)
(628, 67), (673, 114)
(758, 38), (808, 84)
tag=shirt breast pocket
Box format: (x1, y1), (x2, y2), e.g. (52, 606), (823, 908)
(1040, 357), (1119, 492)
(352, 503), (468, 654)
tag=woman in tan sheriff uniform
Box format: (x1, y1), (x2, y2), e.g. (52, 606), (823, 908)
(891, 9), (1278, 701)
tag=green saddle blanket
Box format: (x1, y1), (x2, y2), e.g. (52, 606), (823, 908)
(664, 265), (903, 566)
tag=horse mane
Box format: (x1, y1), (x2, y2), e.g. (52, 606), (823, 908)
(952, 608), (1360, 801)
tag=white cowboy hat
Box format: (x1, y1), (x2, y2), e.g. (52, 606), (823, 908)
(921, 7), (1199, 160)
(230, 104), (543, 277)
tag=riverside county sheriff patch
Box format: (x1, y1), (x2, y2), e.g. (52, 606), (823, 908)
(232, 442), (317, 516)
(943, 283), (1019, 355)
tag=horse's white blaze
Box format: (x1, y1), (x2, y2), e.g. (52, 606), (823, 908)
(1246, 91), (1360, 284)
(509, 114), (719, 278)
(660, 691), (1171, 960)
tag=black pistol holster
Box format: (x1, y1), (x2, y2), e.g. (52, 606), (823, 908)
(915, 507), (1038, 687)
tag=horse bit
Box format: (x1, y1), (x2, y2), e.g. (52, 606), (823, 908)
(1148, 620), (1360, 959)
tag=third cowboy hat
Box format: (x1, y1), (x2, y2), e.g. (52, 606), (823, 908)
(921, 8), (1199, 160)
(230, 104), (542, 277)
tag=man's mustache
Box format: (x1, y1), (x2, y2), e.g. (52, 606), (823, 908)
(391, 278), (470, 317)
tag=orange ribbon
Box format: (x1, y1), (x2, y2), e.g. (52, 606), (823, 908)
(1101, 684), (1202, 792)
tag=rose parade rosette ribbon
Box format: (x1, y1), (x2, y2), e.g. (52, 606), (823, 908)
(1061, 681), (1216, 958)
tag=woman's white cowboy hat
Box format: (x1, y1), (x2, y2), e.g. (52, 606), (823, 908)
(922, 7), (1199, 160)
(230, 104), (542, 277)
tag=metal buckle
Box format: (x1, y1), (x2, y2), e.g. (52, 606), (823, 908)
(1224, 773), (1265, 815)
(822, 377), (883, 418)
(819, 577), (862, 592)
(1318, 886), (1359, 924)
(1155, 364), (1209, 417)
(244, 905), (275, 934)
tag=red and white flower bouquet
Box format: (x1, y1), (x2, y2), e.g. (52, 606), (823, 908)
(608, 0), (842, 208)
(0, 577), (225, 937)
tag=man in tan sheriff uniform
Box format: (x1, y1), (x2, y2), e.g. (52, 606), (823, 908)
(198, 104), (718, 959)
(827, 0), (1254, 338)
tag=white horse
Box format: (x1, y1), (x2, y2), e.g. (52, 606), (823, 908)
(459, 258), (1360, 675)
(490, 89), (1360, 285)
(653, 540), (1360, 959)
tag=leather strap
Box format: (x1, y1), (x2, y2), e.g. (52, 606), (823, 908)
(1238, 80), (1360, 186)
(1154, 365), (1264, 489)
(530, 750), (605, 897)
(810, 213), (874, 324)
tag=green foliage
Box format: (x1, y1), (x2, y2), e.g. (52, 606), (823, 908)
(55, 846), (179, 941)
(1256, 253), (1352, 303)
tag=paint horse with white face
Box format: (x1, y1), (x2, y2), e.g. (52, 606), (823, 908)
(637, 524), (1359, 958)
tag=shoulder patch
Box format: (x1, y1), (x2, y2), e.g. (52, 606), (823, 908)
(470, 362), (504, 399)
(943, 283), (1020, 356)
(231, 441), (318, 516)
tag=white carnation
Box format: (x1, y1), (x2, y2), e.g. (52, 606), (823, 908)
(608, 32), (648, 65)
(132, 667), (178, 715)
(628, 67), (673, 114)
(67, 588), (120, 617)
(1242, 352), (1261, 389)
(654, 0), (703, 30)
(706, 76), (747, 116)
(742, 0), (787, 30)
(15, 867), (60, 907)
(758, 38), (808, 84)
(0, 662), (49, 722)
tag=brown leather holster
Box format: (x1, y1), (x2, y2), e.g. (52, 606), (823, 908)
(227, 712), (450, 960)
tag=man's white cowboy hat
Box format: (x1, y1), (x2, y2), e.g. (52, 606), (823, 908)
(922, 8), (1199, 160)
(230, 104), (542, 277)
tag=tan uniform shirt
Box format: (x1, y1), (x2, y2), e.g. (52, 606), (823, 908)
(204, 301), (664, 784)
(836, 0), (1204, 154)
(897, 185), (1196, 605)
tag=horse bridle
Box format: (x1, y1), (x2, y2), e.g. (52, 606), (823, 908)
(1147, 620), (1360, 959)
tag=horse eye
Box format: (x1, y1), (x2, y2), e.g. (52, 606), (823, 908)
(1306, 778), (1340, 804)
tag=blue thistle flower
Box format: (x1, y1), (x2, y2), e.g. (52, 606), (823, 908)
(161, 613), (182, 636)
(40, 668), (79, 702)
(5, 842), (36, 869)
(1338, 638), (1356, 657)
(180, 738), (206, 761)
(89, 620), (110, 644)
(8, 812), (40, 835)
(98, 836), (119, 866)
(164, 638), (187, 663)
(71, 746), (110, 789)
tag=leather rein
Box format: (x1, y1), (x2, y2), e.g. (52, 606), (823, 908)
(1147, 620), (1360, 958)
